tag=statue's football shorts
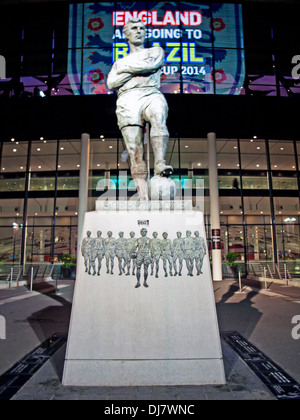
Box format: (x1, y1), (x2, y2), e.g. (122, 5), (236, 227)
(116, 88), (169, 137)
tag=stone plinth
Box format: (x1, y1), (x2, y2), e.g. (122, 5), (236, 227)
(63, 210), (225, 386)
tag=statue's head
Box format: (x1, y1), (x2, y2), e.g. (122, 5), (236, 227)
(130, 231), (135, 238)
(162, 232), (168, 239)
(87, 231), (91, 237)
(97, 230), (102, 237)
(123, 18), (146, 46)
(152, 231), (158, 238)
(177, 232), (182, 238)
(140, 228), (147, 237)
(194, 231), (199, 237)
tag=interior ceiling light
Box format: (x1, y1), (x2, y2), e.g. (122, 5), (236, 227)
(11, 138), (15, 142)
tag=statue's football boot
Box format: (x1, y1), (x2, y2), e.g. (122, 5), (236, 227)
(154, 161), (173, 177)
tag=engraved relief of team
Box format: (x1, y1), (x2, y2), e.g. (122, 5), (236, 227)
(81, 229), (207, 287)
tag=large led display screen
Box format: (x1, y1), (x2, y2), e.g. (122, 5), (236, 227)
(68, 2), (245, 95)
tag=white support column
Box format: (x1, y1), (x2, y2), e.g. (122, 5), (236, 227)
(208, 132), (222, 281)
(77, 133), (90, 258)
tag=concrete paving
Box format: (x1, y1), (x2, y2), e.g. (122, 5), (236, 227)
(0, 278), (299, 400)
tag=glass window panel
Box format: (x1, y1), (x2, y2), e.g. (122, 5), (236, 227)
(0, 201), (24, 263)
(276, 222), (300, 262)
(1, 141), (28, 174)
(272, 6), (300, 53)
(242, 174), (269, 190)
(29, 174), (56, 192)
(243, 52), (277, 97)
(25, 225), (53, 263)
(212, 3), (244, 49)
(0, 223), (22, 263)
(0, 174), (25, 193)
(240, 139), (268, 171)
(27, 198), (54, 217)
(216, 139), (239, 169)
(90, 138), (118, 171)
(244, 197), (271, 216)
(214, 49), (245, 95)
(272, 176), (298, 191)
(269, 140), (296, 171)
(30, 140), (57, 172)
(84, 2), (116, 49)
(82, 48), (111, 95)
(274, 197), (300, 220)
(57, 173), (79, 191)
(55, 197), (79, 219)
(220, 196), (242, 215)
(53, 226), (75, 257)
(0, 198), (24, 218)
(22, 55), (50, 77)
(246, 224), (273, 262)
(180, 138), (208, 169)
(58, 140), (81, 170)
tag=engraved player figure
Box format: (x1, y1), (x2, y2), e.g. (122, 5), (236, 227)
(182, 230), (195, 276)
(107, 18), (173, 201)
(105, 231), (116, 275)
(132, 228), (152, 288)
(81, 231), (93, 274)
(150, 231), (161, 278)
(173, 231), (184, 276)
(115, 231), (127, 276)
(160, 232), (173, 277)
(125, 231), (137, 276)
(94, 230), (105, 276)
